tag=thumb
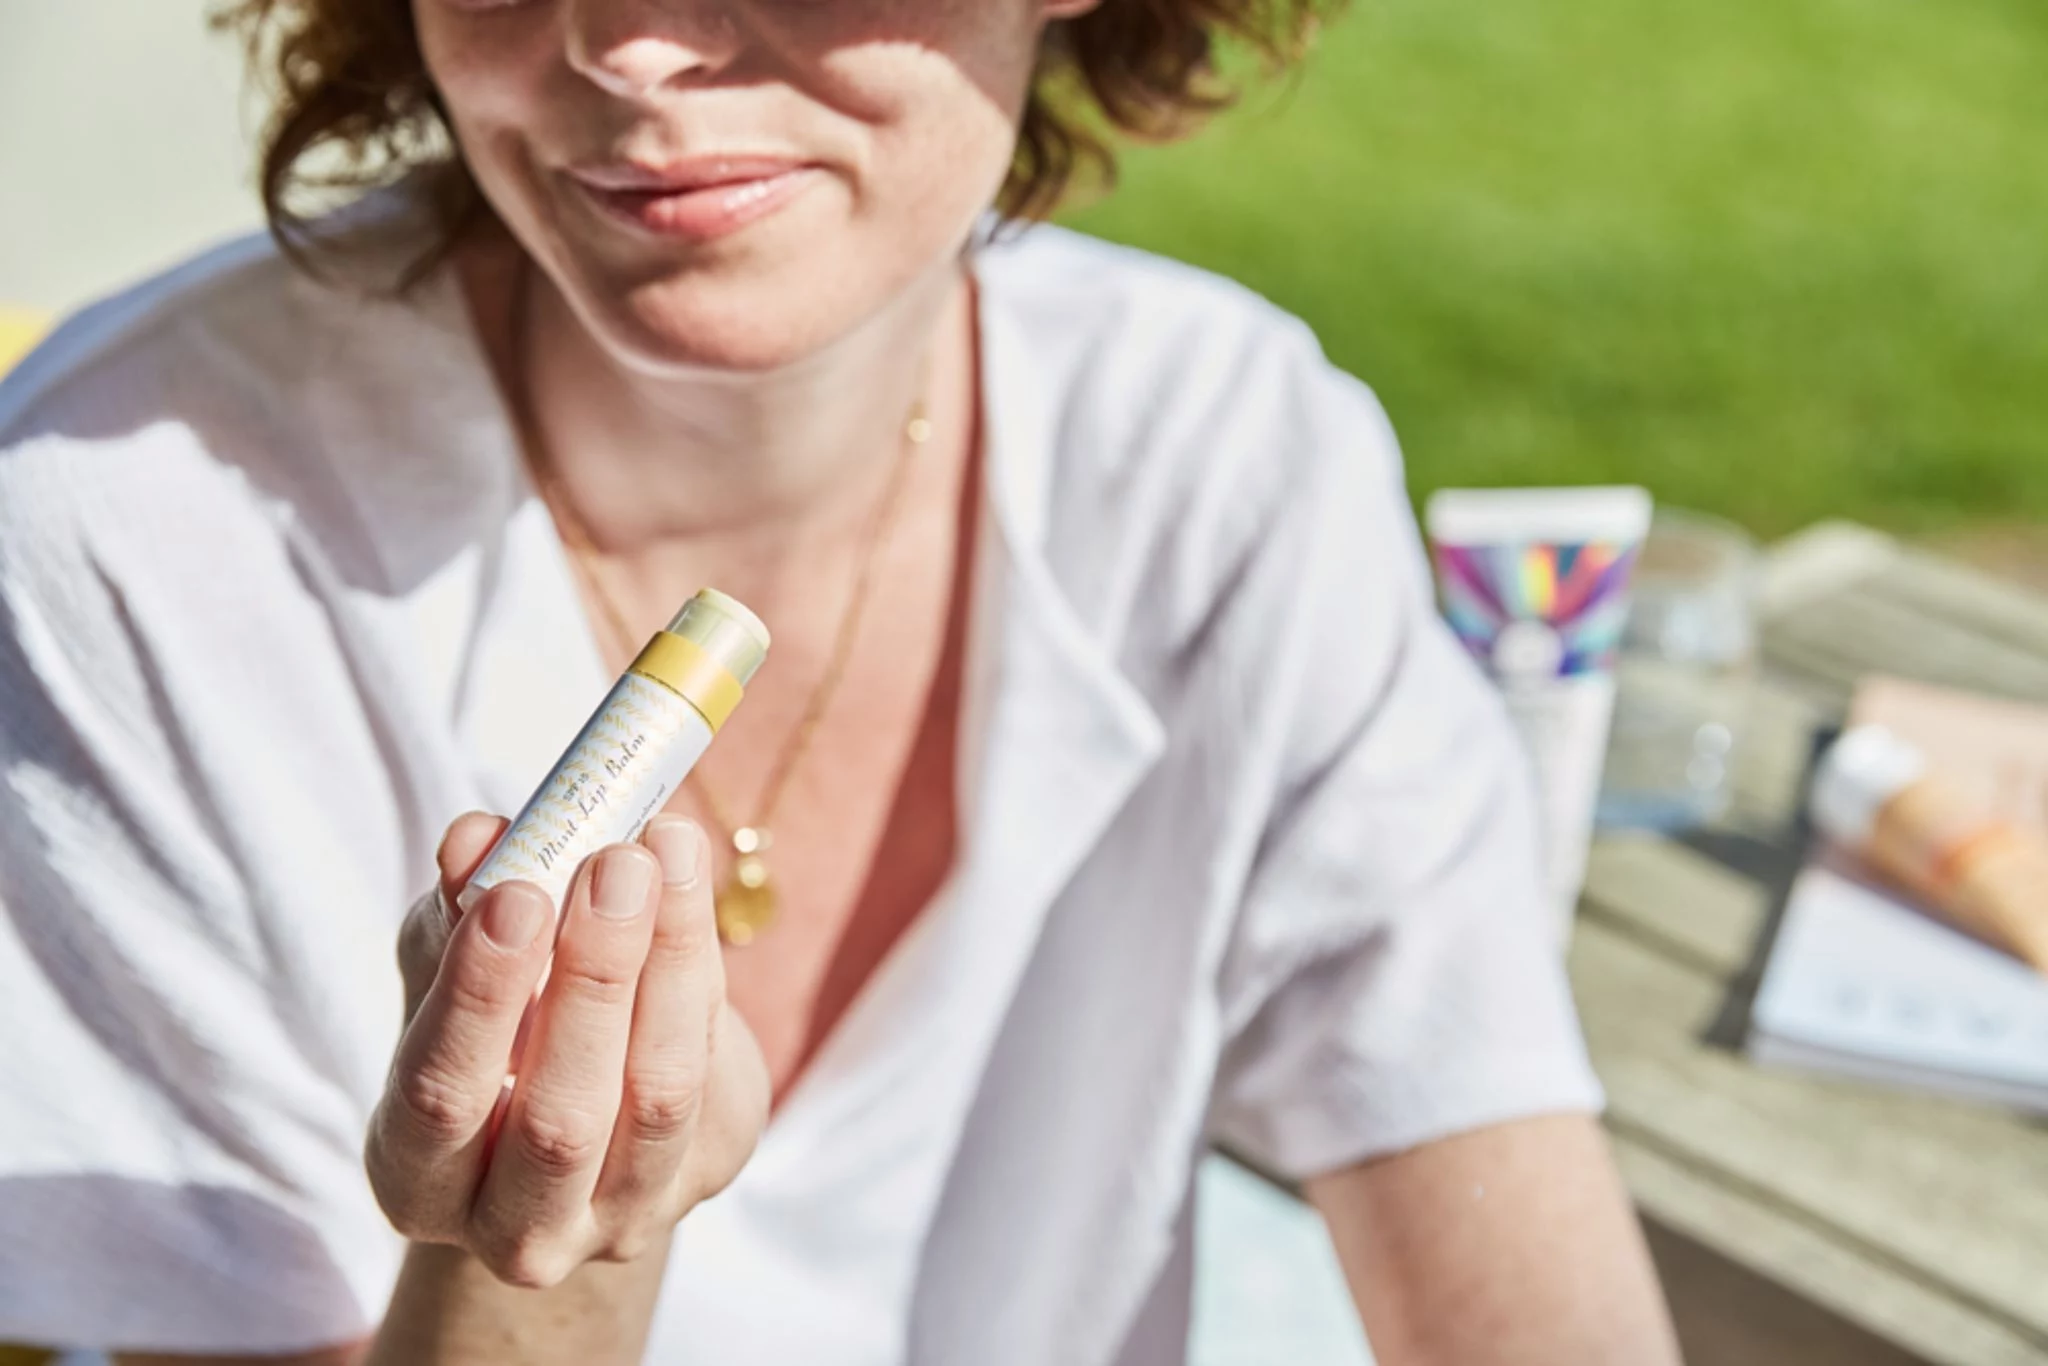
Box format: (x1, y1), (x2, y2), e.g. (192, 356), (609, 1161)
(438, 810), (512, 919)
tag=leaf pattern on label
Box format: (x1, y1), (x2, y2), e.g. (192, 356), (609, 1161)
(465, 673), (715, 907)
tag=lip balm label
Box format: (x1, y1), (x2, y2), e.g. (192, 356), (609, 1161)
(462, 671), (715, 913)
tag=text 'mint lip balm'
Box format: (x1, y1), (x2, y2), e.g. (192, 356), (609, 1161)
(457, 588), (770, 917)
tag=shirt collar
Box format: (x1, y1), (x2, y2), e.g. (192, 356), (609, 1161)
(958, 247), (1167, 910)
(891, 260), (1168, 1103)
(336, 246), (1167, 933)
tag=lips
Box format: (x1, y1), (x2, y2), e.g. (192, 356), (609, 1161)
(566, 156), (821, 242)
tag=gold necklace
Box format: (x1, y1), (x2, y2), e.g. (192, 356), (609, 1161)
(508, 262), (933, 945)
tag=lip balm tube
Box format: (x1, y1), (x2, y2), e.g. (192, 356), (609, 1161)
(1811, 723), (2048, 974)
(1425, 486), (1653, 942)
(457, 587), (770, 917)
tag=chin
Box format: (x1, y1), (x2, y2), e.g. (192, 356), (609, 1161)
(605, 284), (848, 374)
(554, 236), (917, 377)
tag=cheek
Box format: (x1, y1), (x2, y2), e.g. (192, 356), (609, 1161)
(412, 5), (558, 179)
(808, 4), (1044, 226)
(847, 49), (1024, 218)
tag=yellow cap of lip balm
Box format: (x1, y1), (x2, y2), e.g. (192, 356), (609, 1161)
(629, 588), (771, 731)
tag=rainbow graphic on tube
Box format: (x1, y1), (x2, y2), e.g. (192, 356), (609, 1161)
(1432, 538), (1641, 678)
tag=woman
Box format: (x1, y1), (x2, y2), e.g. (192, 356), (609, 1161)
(0, 0), (1680, 1362)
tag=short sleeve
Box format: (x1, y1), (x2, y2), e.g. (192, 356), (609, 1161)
(0, 424), (406, 1352)
(1206, 364), (1603, 1182)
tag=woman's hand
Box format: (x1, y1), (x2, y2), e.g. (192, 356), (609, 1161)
(366, 811), (769, 1289)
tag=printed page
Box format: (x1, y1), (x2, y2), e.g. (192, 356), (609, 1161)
(1750, 678), (2048, 1104)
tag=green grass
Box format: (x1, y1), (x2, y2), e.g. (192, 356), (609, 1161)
(1061, 0), (2048, 539)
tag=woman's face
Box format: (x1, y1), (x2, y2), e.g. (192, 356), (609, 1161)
(415, 0), (1081, 373)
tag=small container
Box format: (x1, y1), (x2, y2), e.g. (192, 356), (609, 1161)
(1427, 485), (1654, 940)
(1812, 723), (2048, 974)
(458, 588), (770, 916)
(1597, 507), (1759, 832)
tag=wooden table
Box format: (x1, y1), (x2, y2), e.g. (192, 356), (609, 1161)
(1578, 522), (2048, 1366)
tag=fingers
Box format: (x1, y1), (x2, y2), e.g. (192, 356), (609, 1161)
(369, 877), (555, 1241)
(473, 843), (662, 1284)
(592, 817), (720, 1245)
(381, 815), (742, 1284)
(438, 811), (511, 921)
(395, 811), (513, 1021)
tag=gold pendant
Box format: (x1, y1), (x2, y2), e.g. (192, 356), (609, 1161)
(714, 827), (777, 946)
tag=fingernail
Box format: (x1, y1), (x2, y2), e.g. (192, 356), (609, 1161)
(645, 817), (702, 889)
(595, 847), (657, 919)
(481, 885), (547, 950)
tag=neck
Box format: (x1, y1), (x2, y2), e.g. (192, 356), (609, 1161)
(507, 249), (972, 554)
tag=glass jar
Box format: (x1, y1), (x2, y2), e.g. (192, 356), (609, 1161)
(1597, 507), (1760, 831)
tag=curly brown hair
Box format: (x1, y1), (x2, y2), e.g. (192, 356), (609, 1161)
(210, 0), (1334, 285)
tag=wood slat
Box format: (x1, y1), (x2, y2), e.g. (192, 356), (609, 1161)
(1758, 521), (2048, 702)
(1869, 553), (2048, 663)
(1568, 917), (2048, 1351)
(1615, 1138), (2046, 1366)
(1579, 524), (2048, 1360)
(1581, 836), (1769, 976)
(1765, 588), (2048, 702)
(1759, 521), (1900, 618)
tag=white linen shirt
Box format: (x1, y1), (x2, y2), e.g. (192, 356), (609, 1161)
(0, 218), (1602, 1364)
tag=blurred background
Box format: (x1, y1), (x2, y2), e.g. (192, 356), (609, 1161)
(6, 3), (2047, 1363)
(9, 0), (2046, 567)
(1066, 0), (2048, 574)
(0, 4), (249, 311)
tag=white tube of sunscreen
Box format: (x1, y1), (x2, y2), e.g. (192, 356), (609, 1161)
(1425, 487), (1652, 943)
(458, 587), (770, 916)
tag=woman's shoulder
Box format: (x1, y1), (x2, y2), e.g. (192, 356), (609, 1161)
(976, 222), (1325, 367)
(0, 235), (306, 591)
(0, 216), (499, 599)
(975, 223), (1410, 630)
(2, 237), (343, 539)
(1, 186), (459, 453)
(3, 232), (311, 449)
(976, 220), (1401, 485)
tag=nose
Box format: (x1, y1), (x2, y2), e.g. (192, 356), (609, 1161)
(564, 0), (741, 98)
